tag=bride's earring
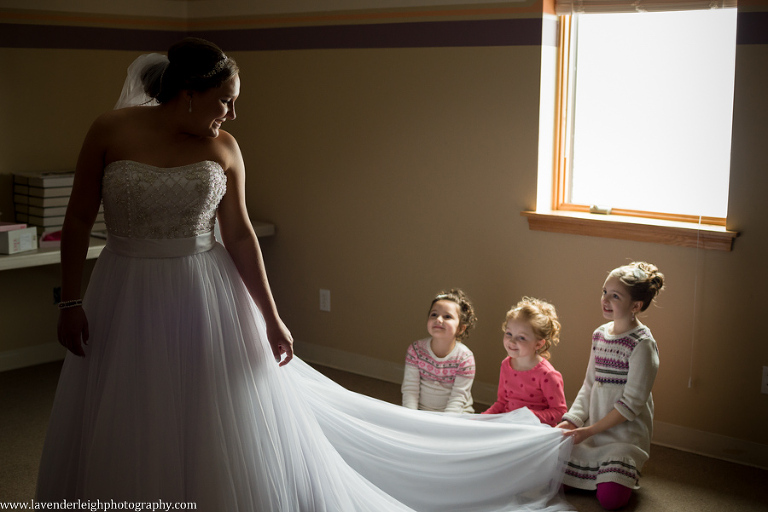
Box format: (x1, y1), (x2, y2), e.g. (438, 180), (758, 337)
(188, 97), (192, 113)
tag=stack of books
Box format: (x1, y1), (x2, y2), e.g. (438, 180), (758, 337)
(13, 170), (105, 236)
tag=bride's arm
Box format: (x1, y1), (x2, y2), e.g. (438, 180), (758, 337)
(58, 116), (109, 356)
(216, 134), (294, 366)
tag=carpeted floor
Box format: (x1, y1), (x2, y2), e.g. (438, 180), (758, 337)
(1, 360), (766, 511)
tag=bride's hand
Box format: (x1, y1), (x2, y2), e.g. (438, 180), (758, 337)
(266, 319), (294, 366)
(57, 307), (90, 357)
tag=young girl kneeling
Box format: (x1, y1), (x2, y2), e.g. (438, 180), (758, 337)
(402, 289), (477, 413)
(482, 297), (566, 426)
(559, 261), (665, 510)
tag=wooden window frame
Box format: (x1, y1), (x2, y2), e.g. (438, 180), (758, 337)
(523, 15), (738, 251)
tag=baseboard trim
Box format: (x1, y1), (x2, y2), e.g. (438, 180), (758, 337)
(0, 342), (65, 373)
(295, 340), (405, 383)
(652, 421), (768, 470)
(295, 341), (768, 470)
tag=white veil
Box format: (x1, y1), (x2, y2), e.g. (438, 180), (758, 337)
(113, 53), (167, 110)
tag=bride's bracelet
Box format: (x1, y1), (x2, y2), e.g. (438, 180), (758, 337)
(58, 299), (83, 310)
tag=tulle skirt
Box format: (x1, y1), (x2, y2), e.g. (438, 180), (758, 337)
(36, 237), (574, 511)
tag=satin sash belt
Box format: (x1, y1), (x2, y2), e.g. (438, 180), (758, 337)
(106, 232), (215, 258)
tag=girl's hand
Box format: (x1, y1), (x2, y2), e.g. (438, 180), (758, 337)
(557, 420), (577, 430)
(561, 410), (627, 444)
(57, 307), (89, 357)
(562, 426), (594, 445)
(266, 318), (294, 367)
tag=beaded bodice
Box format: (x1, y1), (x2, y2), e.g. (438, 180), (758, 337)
(102, 160), (226, 239)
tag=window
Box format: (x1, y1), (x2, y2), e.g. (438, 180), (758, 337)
(521, 4), (738, 251)
(524, 4), (741, 250)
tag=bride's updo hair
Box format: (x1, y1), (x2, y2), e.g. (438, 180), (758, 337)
(609, 261), (665, 312)
(143, 37), (239, 103)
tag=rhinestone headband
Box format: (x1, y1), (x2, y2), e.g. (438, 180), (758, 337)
(200, 56), (228, 79)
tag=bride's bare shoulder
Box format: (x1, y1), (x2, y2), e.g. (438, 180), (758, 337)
(89, 107), (161, 143)
(96, 106), (156, 125)
(210, 129), (244, 171)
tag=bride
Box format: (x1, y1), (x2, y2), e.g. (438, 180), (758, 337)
(36, 37), (574, 512)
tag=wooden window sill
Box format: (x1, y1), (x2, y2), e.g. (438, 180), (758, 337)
(521, 211), (737, 251)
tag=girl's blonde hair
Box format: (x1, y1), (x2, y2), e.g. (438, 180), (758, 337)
(504, 297), (561, 360)
(609, 261), (665, 312)
(429, 289), (477, 342)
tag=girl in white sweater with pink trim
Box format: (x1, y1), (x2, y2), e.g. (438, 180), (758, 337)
(402, 289), (477, 414)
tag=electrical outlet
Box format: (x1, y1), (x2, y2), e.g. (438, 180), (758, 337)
(319, 289), (331, 312)
(762, 366), (768, 395)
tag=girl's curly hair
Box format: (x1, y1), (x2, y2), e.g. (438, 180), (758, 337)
(429, 288), (477, 342)
(504, 297), (561, 360)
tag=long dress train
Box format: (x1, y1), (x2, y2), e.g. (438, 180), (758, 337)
(36, 160), (574, 511)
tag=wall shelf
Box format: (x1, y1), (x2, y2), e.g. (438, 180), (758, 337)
(0, 220), (275, 272)
(0, 237), (104, 272)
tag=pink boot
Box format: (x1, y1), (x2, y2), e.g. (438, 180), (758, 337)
(596, 482), (632, 510)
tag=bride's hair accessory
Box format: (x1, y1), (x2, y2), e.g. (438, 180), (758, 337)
(200, 56), (229, 79)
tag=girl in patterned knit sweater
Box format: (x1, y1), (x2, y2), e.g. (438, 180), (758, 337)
(558, 262), (665, 510)
(482, 297), (566, 426)
(402, 289), (477, 413)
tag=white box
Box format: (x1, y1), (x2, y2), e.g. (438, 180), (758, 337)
(0, 227), (38, 254)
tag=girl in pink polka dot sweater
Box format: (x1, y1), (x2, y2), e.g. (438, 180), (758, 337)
(482, 297), (566, 427)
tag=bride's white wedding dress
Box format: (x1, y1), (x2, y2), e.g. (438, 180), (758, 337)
(36, 160), (574, 511)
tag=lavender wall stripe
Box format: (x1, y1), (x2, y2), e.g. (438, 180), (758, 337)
(737, 11), (768, 45)
(0, 18), (554, 50)
(0, 23), (178, 51)
(192, 19), (548, 51)
(4, 11), (762, 50)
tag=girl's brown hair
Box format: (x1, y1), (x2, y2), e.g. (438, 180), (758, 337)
(429, 289), (477, 342)
(609, 261), (665, 312)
